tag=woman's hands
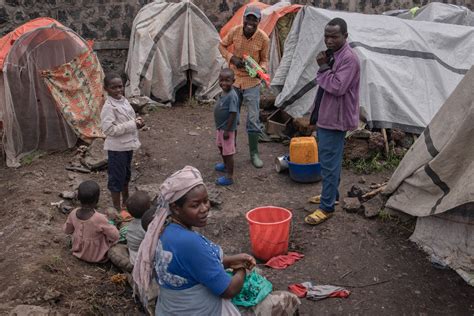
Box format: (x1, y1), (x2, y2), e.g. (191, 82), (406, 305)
(221, 253), (256, 299)
(224, 253), (256, 271)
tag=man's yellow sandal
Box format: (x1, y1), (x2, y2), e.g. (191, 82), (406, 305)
(304, 209), (333, 225)
(308, 195), (339, 205)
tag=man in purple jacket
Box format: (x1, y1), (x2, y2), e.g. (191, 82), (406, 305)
(305, 18), (360, 225)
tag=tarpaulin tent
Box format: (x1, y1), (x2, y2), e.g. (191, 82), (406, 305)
(220, 1), (301, 39)
(397, 3), (474, 26)
(220, 1), (301, 78)
(125, 0), (224, 103)
(384, 66), (474, 286)
(272, 6), (474, 133)
(0, 18), (104, 167)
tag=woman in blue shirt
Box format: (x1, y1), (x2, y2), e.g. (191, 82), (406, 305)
(133, 166), (255, 315)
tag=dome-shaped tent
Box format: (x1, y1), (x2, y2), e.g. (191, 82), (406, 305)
(1, 19), (104, 167)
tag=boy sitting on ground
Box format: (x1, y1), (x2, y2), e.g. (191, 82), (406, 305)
(126, 191), (151, 265)
(214, 68), (240, 186)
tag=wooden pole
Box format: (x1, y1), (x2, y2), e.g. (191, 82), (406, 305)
(188, 70), (193, 101)
(362, 185), (387, 199)
(381, 128), (389, 156)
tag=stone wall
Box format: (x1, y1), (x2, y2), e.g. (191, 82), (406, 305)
(0, 0), (471, 72)
(0, 0), (156, 72)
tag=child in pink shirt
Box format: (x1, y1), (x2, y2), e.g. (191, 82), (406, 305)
(63, 180), (119, 263)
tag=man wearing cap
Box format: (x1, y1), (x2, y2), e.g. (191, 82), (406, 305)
(219, 6), (269, 168)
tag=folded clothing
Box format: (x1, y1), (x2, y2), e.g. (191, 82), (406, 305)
(265, 252), (304, 270)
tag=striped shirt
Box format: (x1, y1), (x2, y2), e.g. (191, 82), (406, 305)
(219, 25), (270, 90)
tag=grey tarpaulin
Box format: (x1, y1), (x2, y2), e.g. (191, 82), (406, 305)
(397, 3), (474, 26)
(125, 0), (224, 103)
(271, 6), (474, 133)
(385, 67), (474, 285)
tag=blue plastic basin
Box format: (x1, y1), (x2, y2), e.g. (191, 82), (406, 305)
(287, 158), (322, 183)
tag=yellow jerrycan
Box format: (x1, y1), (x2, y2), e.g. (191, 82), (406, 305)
(289, 137), (318, 164)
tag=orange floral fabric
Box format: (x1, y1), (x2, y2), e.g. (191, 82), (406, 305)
(42, 50), (105, 142)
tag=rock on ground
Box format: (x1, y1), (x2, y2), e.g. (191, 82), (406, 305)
(81, 138), (107, 170)
(363, 195), (384, 218)
(347, 185), (367, 198)
(344, 138), (371, 160)
(351, 129), (371, 139)
(368, 132), (385, 152)
(343, 197), (364, 213)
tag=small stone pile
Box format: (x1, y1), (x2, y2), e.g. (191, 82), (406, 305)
(342, 180), (387, 218)
(344, 128), (416, 161)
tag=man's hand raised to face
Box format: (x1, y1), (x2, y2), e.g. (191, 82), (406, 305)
(316, 51), (329, 66)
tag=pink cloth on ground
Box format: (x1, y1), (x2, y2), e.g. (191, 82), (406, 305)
(265, 252), (304, 269)
(63, 208), (119, 263)
(216, 130), (236, 156)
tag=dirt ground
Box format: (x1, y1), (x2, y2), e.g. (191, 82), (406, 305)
(0, 104), (473, 315)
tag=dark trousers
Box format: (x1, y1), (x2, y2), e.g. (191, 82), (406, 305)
(317, 128), (345, 212)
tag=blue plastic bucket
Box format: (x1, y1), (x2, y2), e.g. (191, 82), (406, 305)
(287, 159), (322, 183)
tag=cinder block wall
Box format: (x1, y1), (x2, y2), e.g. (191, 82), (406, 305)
(0, 0), (471, 72)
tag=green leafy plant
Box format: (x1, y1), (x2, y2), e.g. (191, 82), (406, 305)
(344, 151), (402, 174)
(378, 209), (393, 221)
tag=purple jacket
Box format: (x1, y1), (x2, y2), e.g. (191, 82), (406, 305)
(316, 42), (360, 131)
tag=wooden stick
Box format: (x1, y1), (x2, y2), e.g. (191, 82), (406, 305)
(339, 270), (353, 279)
(188, 70), (193, 101)
(362, 185), (387, 199)
(65, 166), (91, 173)
(381, 128), (389, 156)
(369, 182), (388, 189)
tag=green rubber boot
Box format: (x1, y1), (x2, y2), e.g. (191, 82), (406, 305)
(248, 133), (264, 168)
